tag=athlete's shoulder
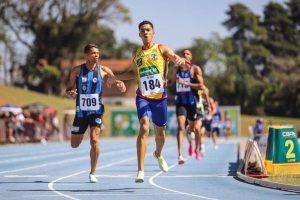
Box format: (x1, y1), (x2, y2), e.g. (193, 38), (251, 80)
(71, 65), (81, 75)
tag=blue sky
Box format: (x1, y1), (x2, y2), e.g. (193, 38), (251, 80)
(113, 0), (285, 50)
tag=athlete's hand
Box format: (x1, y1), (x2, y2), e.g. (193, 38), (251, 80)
(66, 89), (77, 98)
(177, 77), (188, 86)
(174, 55), (186, 66)
(106, 76), (116, 88)
(115, 80), (126, 93)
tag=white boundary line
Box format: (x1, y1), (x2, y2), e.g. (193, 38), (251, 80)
(47, 146), (176, 200)
(0, 148), (135, 174)
(148, 161), (219, 200)
(48, 156), (137, 200)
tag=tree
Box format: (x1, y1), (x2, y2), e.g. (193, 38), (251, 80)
(0, 0), (131, 94)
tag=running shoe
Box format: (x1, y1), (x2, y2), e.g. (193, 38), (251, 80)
(201, 148), (206, 157)
(200, 144), (206, 156)
(195, 149), (202, 160)
(89, 174), (98, 183)
(153, 152), (169, 172)
(178, 155), (185, 165)
(188, 141), (194, 157)
(135, 170), (144, 183)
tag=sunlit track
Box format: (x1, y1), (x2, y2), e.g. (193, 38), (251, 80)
(0, 137), (299, 200)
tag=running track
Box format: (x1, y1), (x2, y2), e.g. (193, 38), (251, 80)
(0, 137), (299, 200)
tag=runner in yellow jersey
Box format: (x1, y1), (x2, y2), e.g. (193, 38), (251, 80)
(116, 20), (188, 183)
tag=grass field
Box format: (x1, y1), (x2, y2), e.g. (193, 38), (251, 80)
(0, 86), (75, 121)
(0, 85), (299, 137)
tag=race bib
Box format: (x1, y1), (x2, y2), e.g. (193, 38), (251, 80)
(79, 94), (99, 111)
(141, 74), (163, 96)
(176, 78), (191, 92)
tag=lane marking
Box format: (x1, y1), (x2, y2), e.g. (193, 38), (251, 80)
(3, 175), (48, 178)
(48, 146), (176, 200)
(0, 148), (135, 174)
(48, 156), (137, 200)
(149, 162), (220, 200)
(150, 174), (233, 178)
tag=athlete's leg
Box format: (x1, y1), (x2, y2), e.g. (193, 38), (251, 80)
(151, 99), (168, 172)
(137, 116), (150, 171)
(89, 126), (101, 175)
(70, 115), (88, 148)
(188, 120), (201, 160)
(177, 115), (186, 160)
(193, 119), (202, 151)
(71, 134), (84, 148)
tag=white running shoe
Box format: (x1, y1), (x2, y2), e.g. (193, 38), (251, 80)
(89, 174), (98, 183)
(135, 170), (144, 183)
(153, 152), (169, 172)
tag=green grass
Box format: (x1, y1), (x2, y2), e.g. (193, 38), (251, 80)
(241, 115), (300, 137)
(0, 86), (75, 121)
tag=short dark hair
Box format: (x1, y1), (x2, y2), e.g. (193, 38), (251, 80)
(84, 43), (99, 54)
(138, 20), (154, 30)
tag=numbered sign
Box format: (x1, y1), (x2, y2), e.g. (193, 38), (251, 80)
(273, 127), (300, 163)
(79, 94), (99, 111)
(140, 74), (163, 96)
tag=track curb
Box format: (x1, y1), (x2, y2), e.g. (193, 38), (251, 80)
(237, 142), (300, 193)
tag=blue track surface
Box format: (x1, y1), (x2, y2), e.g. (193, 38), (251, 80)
(0, 137), (299, 200)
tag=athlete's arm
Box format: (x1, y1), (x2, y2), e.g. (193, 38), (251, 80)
(192, 65), (204, 88)
(177, 66), (204, 90)
(158, 44), (187, 66)
(101, 65), (126, 93)
(167, 65), (178, 86)
(65, 65), (80, 97)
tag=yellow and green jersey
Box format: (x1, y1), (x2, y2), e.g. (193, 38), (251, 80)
(134, 44), (169, 100)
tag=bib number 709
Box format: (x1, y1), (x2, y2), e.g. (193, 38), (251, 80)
(80, 94), (99, 111)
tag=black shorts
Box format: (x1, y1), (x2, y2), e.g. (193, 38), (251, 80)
(71, 113), (103, 134)
(176, 104), (201, 121)
(202, 119), (212, 132)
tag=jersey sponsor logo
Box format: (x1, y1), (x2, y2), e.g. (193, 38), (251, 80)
(95, 118), (102, 124)
(82, 85), (87, 91)
(151, 53), (158, 60)
(82, 77), (87, 82)
(137, 58), (142, 67)
(71, 126), (80, 132)
(92, 77), (97, 83)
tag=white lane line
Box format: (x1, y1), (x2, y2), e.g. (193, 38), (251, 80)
(48, 156), (137, 200)
(149, 159), (220, 200)
(3, 175), (48, 178)
(150, 174), (233, 178)
(0, 149), (88, 164)
(25, 192), (180, 198)
(0, 148), (135, 174)
(48, 146), (176, 200)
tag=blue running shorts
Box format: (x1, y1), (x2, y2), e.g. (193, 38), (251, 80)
(136, 96), (167, 127)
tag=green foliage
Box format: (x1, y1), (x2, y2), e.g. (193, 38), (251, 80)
(0, 0), (131, 94)
(214, 0), (300, 117)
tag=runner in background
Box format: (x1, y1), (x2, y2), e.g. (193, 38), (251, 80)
(211, 99), (221, 149)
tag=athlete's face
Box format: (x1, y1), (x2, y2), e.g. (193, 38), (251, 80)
(86, 47), (99, 63)
(139, 24), (155, 44)
(183, 50), (192, 62)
